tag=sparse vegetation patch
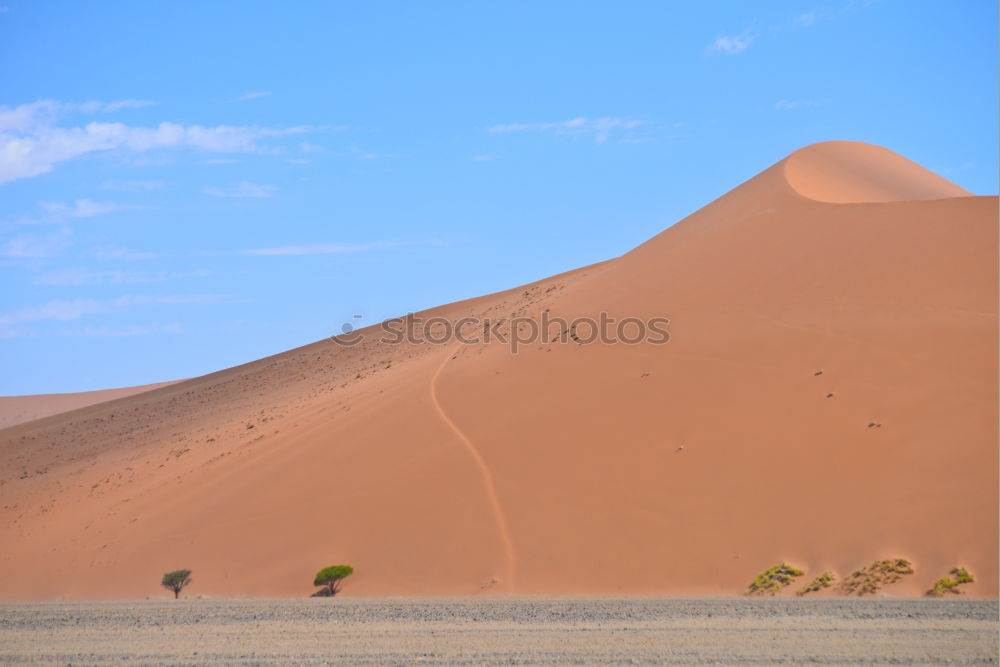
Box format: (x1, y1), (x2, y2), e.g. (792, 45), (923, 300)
(926, 567), (975, 597)
(839, 559), (913, 596)
(745, 562), (804, 596)
(796, 571), (835, 596)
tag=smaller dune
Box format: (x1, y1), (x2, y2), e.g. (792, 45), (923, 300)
(0, 381), (180, 429)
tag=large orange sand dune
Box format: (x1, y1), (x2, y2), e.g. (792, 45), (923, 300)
(1, 141), (995, 599)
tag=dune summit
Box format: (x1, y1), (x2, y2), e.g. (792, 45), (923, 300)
(0, 141), (995, 600)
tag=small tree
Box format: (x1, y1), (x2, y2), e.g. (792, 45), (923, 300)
(313, 565), (354, 597)
(161, 569), (192, 599)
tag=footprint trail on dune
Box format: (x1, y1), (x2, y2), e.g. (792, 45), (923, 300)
(430, 344), (517, 591)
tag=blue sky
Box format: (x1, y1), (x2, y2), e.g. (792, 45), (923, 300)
(1, 1), (996, 394)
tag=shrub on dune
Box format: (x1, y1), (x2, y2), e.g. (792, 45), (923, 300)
(313, 564), (354, 597)
(926, 567), (975, 597)
(745, 562), (804, 596)
(161, 569), (192, 599)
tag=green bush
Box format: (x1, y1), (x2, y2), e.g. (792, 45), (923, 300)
(161, 569), (192, 599)
(796, 571), (835, 596)
(926, 567), (975, 597)
(745, 562), (804, 596)
(313, 564), (354, 597)
(839, 559), (912, 596)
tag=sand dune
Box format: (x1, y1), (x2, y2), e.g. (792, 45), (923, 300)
(0, 381), (181, 430)
(1, 141), (995, 600)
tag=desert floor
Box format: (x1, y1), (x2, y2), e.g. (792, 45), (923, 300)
(0, 597), (995, 665)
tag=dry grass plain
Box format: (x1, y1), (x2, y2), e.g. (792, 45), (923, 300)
(0, 597), (996, 665)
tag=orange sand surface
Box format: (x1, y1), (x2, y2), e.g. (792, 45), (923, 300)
(1, 141), (995, 600)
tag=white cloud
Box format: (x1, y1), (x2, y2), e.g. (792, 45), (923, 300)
(0, 99), (318, 184)
(473, 155), (493, 161)
(487, 117), (642, 143)
(286, 158), (310, 164)
(40, 199), (128, 219)
(300, 142), (324, 153)
(232, 91), (270, 102)
(707, 29), (756, 55)
(203, 181), (278, 198)
(774, 99), (820, 111)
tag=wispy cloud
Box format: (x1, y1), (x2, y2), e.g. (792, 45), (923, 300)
(706, 29), (755, 55)
(487, 117), (642, 143)
(33, 268), (211, 286)
(714, 3), (872, 56)
(85, 245), (157, 261)
(232, 91), (270, 102)
(57, 323), (182, 337)
(101, 99), (156, 112)
(40, 199), (131, 219)
(938, 161), (976, 176)
(473, 155), (493, 161)
(774, 99), (820, 111)
(0, 100), (154, 132)
(2, 198), (131, 230)
(239, 243), (381, 256)
(237, 240), (440, 256)
(0, 298), (108, 326)
(100, 179), (166, 191)
(793, 11), (821, 27)
(0, 294), (227, 329)
(1, 229), (72, 258)
(0, 99), (319, 184)
(792, 1), (870, 28)
(203, 181), (278, 198)
(300, 142), (324, 153)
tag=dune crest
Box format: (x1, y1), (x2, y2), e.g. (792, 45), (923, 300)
(782, 141), (972, 203)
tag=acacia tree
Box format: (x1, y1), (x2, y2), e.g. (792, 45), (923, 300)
(161, 569), (192, 599)
(313, 565), (354, 597)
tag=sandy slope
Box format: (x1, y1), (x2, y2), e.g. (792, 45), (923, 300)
(0, 381), (180, 430)
(0, 141), (995, 600)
